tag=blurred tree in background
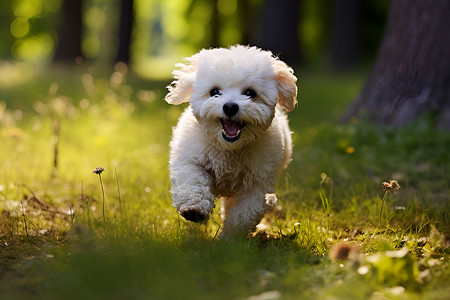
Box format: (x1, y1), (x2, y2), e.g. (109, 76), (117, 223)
(342, 0), (450, 129)
(330, 0), (358, 70)
(116, 0), (134, 64)
(53, 0), (83, 62)
(2, 0), (449, 128)
(1, 0), (390, 77)
(261, 0), (301, 66)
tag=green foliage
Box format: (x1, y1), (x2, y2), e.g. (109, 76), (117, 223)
(0, 0), (391, 72)
(366, 248), (419, 288)
(6, 0), (61, 61)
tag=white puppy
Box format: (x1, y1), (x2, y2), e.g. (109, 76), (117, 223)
(165, 45), (297, 238)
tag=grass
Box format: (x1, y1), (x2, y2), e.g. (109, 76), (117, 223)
(0, 62), (449, 300)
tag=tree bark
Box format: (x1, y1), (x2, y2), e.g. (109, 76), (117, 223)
(238, 0), (253, 45)
(330, 0), (359, 70)
(116, 0), (134, 64)
(341, 0), (450, 129)
(211, 0), (221, 48)
(53, 0), (83, 63)
(261, 0), (302, 66)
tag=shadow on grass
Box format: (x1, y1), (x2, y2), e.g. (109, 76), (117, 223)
(1, 229), (321, 300)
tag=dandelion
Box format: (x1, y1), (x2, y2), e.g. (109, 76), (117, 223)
(92, 167), (105, 175)
(265, 193), (281, 236)
(93, 167), (106, 223)
(382, 179), (400, 193)
(379, 179), (401, 225)
(265, 193), (278, 207)
(320, 172), (331, 185)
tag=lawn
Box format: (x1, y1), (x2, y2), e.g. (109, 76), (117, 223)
(0, 63), (449, 300)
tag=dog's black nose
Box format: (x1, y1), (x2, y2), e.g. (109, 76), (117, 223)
(223, 102), (239, 117)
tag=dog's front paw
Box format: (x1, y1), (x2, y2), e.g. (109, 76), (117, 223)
(171, 182), (215, 223)
(180, 209), (209, 223)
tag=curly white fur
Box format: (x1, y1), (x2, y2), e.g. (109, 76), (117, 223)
(165, 45), (297, 238)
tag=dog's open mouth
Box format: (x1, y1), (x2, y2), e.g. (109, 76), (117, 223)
(220, 118), (245, 142)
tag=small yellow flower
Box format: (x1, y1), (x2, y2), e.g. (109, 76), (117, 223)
(345, 146), (355, 154)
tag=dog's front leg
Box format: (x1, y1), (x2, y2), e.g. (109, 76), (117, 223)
(219, 187), (268, 239)
(170, 166), (215, 223)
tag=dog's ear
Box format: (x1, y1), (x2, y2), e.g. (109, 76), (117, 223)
(165, 55), (198, 105)
(272, 59), (298, 112)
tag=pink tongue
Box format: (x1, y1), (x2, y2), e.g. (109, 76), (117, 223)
(223, 120), (240, 136)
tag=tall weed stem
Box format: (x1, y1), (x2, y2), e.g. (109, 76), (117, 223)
(114, 168), (122, 225)
(99, 174), (106, 223)
(380, 180), (400, 227)
(379, 191), (388, 226)
(320, 173), (333, 231)
(93, 167), (106, 224)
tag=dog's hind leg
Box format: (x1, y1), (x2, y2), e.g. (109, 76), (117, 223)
(219, 188), (268, 239)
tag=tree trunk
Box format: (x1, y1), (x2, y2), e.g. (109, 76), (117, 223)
(330, 0), (359, 70)
(341, 0), (450, 129)
(238, 0), (252, 45)
(54, 0), (83, 63)
(261, 0), (302, 66)
(211, 0), (221, 48)
(116, 0), (134, 64)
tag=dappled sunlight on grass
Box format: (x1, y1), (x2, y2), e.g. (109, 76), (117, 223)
(133, 54), (185, 81)
(0, 65), (449, 299)
(0, 61), (35, 88)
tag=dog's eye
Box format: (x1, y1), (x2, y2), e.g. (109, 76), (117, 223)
(243, 89), (257, 99)
(210, 88), (221, 97)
